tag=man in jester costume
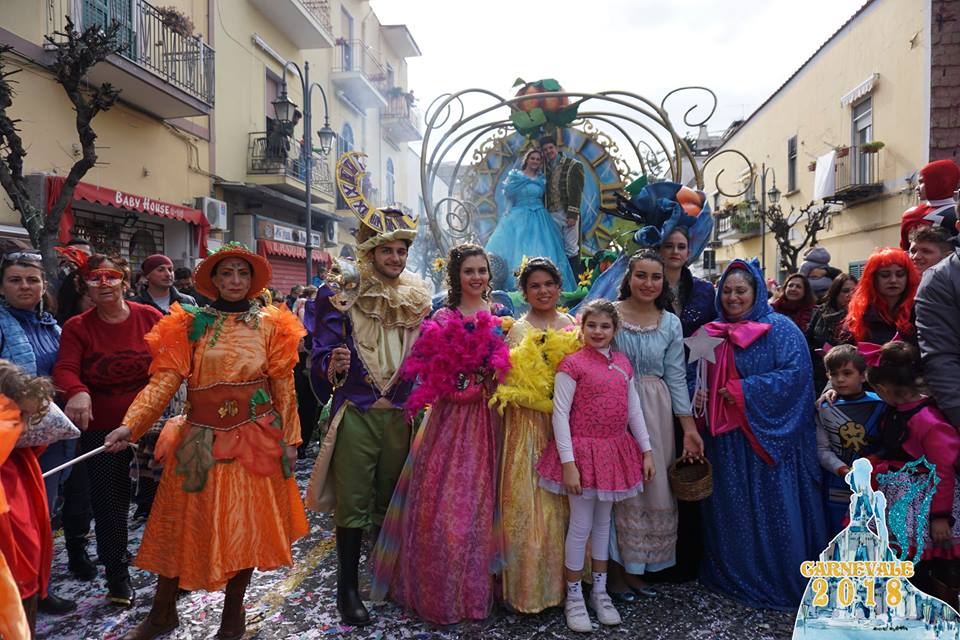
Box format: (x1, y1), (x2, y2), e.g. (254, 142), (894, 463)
(305, 207), (431, 626)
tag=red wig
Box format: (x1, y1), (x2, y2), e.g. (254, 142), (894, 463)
(845, 248), (920, 342)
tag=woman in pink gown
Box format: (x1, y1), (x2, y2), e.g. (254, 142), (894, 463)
(372, 244), (511, 624)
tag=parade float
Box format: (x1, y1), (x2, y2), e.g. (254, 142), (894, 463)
(408, 79), (754, 311)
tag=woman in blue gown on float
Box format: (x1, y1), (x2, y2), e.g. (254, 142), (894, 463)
(485, 148), (576, 291)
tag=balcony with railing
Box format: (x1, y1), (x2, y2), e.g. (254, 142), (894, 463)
(46, 0), (214, 118)
(828, 145), (884, 204)
(715, 206), (761, 240)
(331, 40), (388, 110)
(381, 94), (422, 143)
(248, 0), (334, 49)
(247, 131), (335, 203)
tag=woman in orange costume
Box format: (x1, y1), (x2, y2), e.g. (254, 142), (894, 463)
(0, 395), (33, 640)
(104, 243), (309, 640)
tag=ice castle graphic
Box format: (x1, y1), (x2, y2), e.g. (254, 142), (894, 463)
(793, 458), (960, 638)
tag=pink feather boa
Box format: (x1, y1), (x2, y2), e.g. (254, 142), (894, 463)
(400, 308), (512, 418)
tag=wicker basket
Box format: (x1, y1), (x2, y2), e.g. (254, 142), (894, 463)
(668, 457), (713, 502)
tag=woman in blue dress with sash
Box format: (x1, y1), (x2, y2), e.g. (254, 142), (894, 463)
(699, 258), (827, 610)
(485, 149), (576, 292)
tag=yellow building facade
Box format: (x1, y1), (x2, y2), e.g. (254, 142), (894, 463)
(211, 0), (422, 290)
(1, 0), (423, 290)
(0, 0), (214, 268)
(703, 0), (952, 280)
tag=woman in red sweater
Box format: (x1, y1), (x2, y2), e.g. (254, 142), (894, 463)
(53, 255), (162, 607)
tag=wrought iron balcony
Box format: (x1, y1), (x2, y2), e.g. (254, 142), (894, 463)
(46, 0), (214, 117)
(716, 209), (761, 240)
(381, 94), (422, 142)
(248, 0), (334, 49)
(331, 39), (388, 109)
(829, 145), (884, 204)
(247, 131), (335, 201)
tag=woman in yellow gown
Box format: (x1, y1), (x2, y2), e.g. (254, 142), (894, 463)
(105, 243), (308, 640)
(491, 257), (579, 613)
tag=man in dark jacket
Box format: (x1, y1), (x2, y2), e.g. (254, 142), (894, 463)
(915, 238), (960, 428)
(133, 254), (196, 315)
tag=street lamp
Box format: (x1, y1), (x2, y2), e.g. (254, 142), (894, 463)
(748, 164), (778, 276)
(276, 60), (336, 284)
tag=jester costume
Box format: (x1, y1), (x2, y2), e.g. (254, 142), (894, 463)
(118, 243), (308, 640)
(544, 150), (586, 275)
(899, 159), (959, 250)
(698, 259), (827, 611)
(491, 319), (579, 613)
(304, 211), (431, 627)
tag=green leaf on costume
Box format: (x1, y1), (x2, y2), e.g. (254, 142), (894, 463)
(540, 78), (561, 91)
(279, 438), (293, 478)
(187, 310), (217, 342)
(512, 77), (527, 88)
(175, 427), (215, 493)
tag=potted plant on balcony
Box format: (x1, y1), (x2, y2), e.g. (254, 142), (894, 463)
(860, 141), (885, 154)
(156, 6), (195, 38)
(835, 145), (850, 158)
(808, 160), (817, 172)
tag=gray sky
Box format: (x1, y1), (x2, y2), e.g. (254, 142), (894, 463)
(372, 0), (868, 149)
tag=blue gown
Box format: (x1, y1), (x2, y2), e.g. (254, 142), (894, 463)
(485, 170), (576, 292)
(700, 258), (827, 611)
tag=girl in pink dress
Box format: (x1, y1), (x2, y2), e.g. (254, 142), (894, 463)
(537, 299), (655, 633)
(866, 340), (960, 599)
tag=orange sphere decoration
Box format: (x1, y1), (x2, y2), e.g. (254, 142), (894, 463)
(517, 84), (542, 113)
(681, 202), (702, 217)
(542, 94), (570, 113)
(677, 186), (703, 216)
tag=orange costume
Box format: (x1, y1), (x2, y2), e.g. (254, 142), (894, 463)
(121, 302), (309, 592)
(0, 398), (31, 640)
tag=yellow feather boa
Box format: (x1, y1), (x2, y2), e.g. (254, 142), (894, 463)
(489, 327), (581, 414)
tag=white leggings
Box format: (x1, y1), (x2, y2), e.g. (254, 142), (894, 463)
(564, 494), (613, 572)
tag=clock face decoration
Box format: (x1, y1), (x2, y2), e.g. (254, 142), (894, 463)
(465, 124), (632, 253)
(334, 151), (416, 234)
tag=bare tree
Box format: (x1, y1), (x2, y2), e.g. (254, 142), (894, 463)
(0, 17), (121, 280)
(758, 201), (833, 274)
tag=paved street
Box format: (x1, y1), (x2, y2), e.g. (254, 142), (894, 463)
(39, 458), (795, 639)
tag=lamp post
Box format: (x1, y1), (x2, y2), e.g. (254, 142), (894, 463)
(747, 164), (780, 277)
(272, 60), (337, 284)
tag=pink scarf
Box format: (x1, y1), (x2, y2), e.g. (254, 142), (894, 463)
(703, 319), (774, 464)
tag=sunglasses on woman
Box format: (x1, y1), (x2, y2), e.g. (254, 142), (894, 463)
(84, 268), (124, 288)
(2, 251), (42, 263)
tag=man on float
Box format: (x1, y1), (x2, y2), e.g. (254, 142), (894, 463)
(305, 209), (431, 627)
(541, 134), (585, 277)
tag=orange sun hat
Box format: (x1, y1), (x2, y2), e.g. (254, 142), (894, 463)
(192, 242), (272, 300)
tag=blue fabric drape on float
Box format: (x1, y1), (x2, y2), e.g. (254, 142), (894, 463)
(699, 258), (827, 611)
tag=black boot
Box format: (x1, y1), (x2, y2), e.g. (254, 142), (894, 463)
(107, 572), (136, 608)
(335, 527), (371, 626)
(38, 590), (77, 615)
(66, 545), (97, 581)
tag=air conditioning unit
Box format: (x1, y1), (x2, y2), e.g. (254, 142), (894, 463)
(324, 221), (338, 245)
(195, 197), (228, 231)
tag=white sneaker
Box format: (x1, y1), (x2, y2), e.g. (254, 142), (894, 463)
(564, 596), (593, 633)
(589, 590), (622, 626)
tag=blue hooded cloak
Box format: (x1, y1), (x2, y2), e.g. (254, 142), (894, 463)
(700, 258), (827, 611)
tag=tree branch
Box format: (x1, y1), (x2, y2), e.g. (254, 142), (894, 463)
(0, 19), (121, 279)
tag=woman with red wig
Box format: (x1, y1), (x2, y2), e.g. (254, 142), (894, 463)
(845, 248), (921, 346)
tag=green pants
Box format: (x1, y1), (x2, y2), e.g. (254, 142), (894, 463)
(331, 405), (411, 529)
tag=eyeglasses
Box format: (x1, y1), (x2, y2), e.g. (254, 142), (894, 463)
(84, 269), (124, 288)
(3, 252), (42, 262)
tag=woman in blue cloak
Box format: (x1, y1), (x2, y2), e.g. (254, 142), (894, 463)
(698, 258), (827, 610)
(484, 149), (576, 292)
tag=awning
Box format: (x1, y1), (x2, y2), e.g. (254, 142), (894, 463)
(839, 73), (879, 107)
(46, 176), (210, 256)
(257, 239), (331, 266)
